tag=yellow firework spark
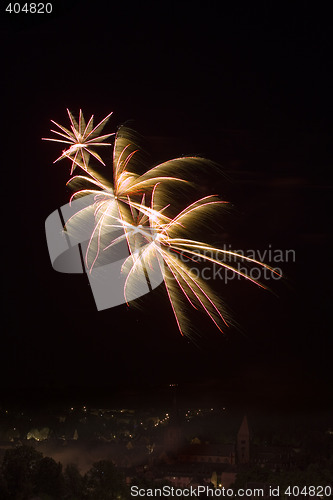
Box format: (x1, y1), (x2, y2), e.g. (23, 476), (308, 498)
(42, 109), (114, 173)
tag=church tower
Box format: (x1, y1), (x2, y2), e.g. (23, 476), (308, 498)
(237, 415), (250, 464)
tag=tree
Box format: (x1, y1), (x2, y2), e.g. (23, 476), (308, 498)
(34, 456), (65, 499)
(63, 464), (85, 500)
(85, 460), (128, 500)
(0, 470), (9, 500)
(1, 445), (43, 499)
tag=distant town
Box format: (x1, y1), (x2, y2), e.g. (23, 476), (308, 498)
(0, 397), (332, 499)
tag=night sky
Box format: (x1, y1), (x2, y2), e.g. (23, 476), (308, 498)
(1, 2), (332, 412)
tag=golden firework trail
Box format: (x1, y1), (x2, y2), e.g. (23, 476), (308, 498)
(121, 187), (281, 337)
(63, 125), (188, 271)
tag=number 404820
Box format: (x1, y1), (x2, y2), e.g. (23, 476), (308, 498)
(5, 3), (52, 13)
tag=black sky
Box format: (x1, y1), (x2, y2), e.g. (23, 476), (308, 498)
(1, 1), (332, 411)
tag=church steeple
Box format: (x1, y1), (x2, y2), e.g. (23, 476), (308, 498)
(237, 415), (250, 464)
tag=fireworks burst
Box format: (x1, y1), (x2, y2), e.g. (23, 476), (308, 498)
(45, 109), (281, 338)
